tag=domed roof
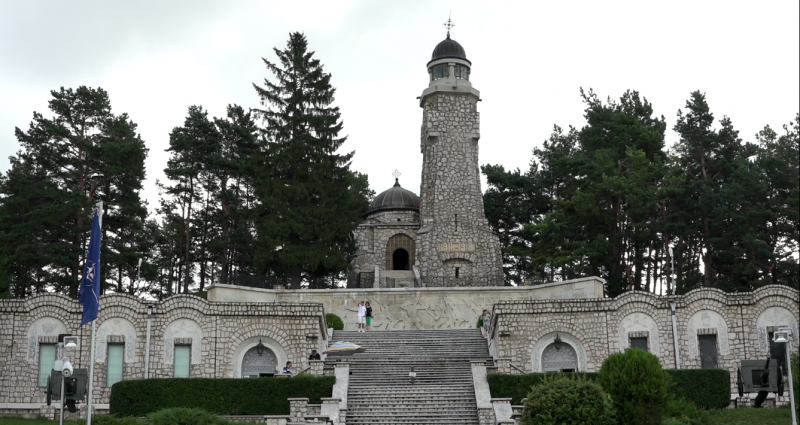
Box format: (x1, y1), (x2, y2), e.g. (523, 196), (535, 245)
(430, 34), (469, 63)
(366, 179), (421, 216)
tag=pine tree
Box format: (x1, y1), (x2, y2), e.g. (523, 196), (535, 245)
(0, 86), (149, 297)
(252, 32), (371, 287)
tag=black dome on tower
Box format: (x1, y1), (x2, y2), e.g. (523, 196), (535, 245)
(430, 34), (470, 64)
(365, 179), (421, 216)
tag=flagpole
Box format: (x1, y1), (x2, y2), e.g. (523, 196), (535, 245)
(86, 319), (95, 425)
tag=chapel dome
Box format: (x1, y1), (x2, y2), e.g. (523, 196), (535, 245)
(430, 34), (470, 64)
(365, 179), (421, 216)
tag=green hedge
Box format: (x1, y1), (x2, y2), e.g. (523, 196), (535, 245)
(326, 313), (344, 330)
(488, 368), (730, 409)
(110, 376), (335, 417)
(487, 372), (599, 404)
(665, 369), (731, 409)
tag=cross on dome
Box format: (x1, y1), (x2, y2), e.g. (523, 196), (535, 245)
(443, 14), (455, 37)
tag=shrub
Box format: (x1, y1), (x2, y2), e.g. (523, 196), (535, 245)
(598, 348), (671, 425)
(326, 313), (344, 330)
(110, 375), (335, 417)
(91, 415), (141, 425)
(664, 369), (730, 409)
(519, 374), (615, 425)
(662, 398), (711, 425)
(148, 408), (229, 425)
(476, 317), (483, 328)
(487, 372), (599, 404)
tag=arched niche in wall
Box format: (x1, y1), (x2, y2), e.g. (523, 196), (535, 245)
(231, 336), (287, 378)
(26, 317), (68, 363)
(687, 310), (729, 357)
(618, 312), (661, 358)
(386, 234), (415, 271)
(163, 319), (203, 365)
(95, 317), (137, 363)
(756, 307), (799, 353)
(530, 332), (587, 373)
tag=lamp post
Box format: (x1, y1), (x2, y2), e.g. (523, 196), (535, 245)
(554, 334), (562, 351)
(55, 334), (78, 425)
(773, 328), (797, 425)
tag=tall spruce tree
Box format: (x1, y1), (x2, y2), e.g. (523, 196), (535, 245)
(252, 32), (371, 288)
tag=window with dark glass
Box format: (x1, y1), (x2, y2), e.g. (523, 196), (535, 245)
(454, 65), (469, 80)
(432, 65), (449, 80)
(629, 337), (648, 352)
(698, 335), (718, 369)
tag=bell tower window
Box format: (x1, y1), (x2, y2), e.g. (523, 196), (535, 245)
(454, 65), (469, 80)
(432, 64), (449, 80)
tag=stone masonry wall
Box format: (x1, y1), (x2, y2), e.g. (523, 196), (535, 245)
(416, 93), (502, 279)
(489, 285), (799, 395)
(0, 294), (327, 409)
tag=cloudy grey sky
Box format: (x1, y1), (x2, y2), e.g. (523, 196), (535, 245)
(1, 0), (798, 211)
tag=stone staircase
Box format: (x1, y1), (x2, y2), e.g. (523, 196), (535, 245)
(330, 329), (489, 425)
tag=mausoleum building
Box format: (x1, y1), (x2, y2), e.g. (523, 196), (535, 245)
(352, 33), (503, 287)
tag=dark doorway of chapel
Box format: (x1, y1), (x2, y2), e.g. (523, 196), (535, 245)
(393, 249), (410, 270)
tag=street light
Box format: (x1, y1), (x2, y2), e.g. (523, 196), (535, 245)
(773, 328), (797, 425)
(256, 339), (266, 356)
(554, 334), (562, 351)
(55, 334), (78, 425)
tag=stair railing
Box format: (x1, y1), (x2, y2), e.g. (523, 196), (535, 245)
(510, 364), (525, 374)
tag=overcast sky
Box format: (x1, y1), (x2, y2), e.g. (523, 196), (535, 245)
(1, 0), (798, 212)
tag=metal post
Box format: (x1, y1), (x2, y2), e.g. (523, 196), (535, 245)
(86, 320), (96, 425)
(144, 306), (152, 379)
(669, 301), (681, 369)
(58, 372), (65, 425)
(786, 340), (797, 425)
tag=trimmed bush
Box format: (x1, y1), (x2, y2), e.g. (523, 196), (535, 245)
(91, 415), (142, 425)
(148, 408), (230, 425)
(326, 313), (344, 330)
(599, 348), (671, 425)
(487, 372), (598, 404)
(665, 368), (730, 409)
(519, 374), (615, 425)
(110, 375), (335, 417)
(662, 398), (711, 425)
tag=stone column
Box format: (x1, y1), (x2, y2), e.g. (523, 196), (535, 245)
(492, 398), (514, 423)
(332, 362), (350, 409)
(287, 398), (308, 422)
(320, 397), (342, 425)
(308, 360), (324, 376)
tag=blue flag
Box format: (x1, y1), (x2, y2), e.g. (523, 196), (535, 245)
(79, 205), (102, 327)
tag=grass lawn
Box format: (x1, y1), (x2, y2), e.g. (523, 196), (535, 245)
(0, 420), (83, 425)
(706, 407), (794, 425)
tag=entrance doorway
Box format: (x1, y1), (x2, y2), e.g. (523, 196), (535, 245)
(392, 249), (410, 270)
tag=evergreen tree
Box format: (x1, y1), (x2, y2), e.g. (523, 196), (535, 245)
(252, 32), (371, 287)
(0, 86), (148, 298)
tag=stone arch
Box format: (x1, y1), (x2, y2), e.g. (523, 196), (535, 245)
(617, 312), (661, 358)
(163, 318), (203, 365)
(541, 341), (579, 372)
(755, 306), (799, 353)
(530, 331), (587, 373)
(26, 317), (68, 363)
(95, 317), (137, 363)
(686, 309), (729, 356)
(386, 234), (415, 270)
(225, 324), (291, 378)
(240, 343), (280, 377)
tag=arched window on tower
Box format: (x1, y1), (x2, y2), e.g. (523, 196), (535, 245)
(386, 234), (415, 271)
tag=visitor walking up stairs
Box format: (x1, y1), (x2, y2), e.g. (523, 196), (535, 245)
(330, 329), (490, 425)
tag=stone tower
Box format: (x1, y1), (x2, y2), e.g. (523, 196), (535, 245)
(414, 32), (503, 283)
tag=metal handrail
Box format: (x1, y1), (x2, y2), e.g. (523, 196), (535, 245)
(510, 364), (525, 374)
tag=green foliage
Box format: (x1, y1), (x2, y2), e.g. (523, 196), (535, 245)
(147, 408), (230, 425)
(599, 349), (671, 425)
(0, 86), (150, 298)
(664, 369), (730, 409)
(251, 32), (372, 288)
(661, 398), (711, 425)
(109, 376), (334, 417)
(90, 415), (142, 425)
(326, 313), (344, 330)
(487, 372), (599, 404)
(476, 317), (483, 328)
(519, 373), (615, 425)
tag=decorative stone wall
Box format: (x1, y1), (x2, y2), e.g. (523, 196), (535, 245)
(416, 93), (503, 280)
(210, 277), (606, 331)
(352, 210), (420, 279)
(0, 294), (327, 410)
(489, 285), (799, 394)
